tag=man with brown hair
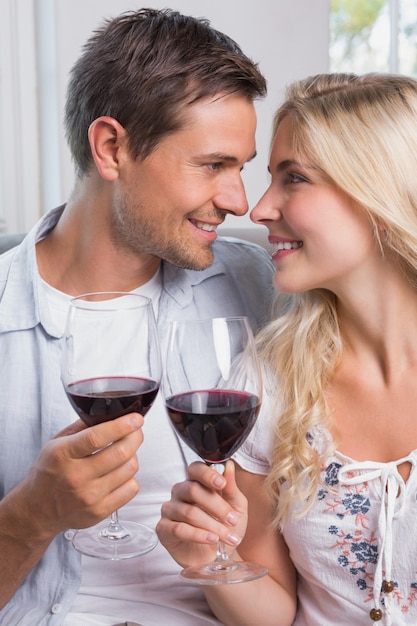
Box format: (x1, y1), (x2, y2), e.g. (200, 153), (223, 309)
(0, 9), (273, 625)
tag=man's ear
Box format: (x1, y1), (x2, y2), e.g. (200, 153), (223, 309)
(88, 116), (128, 181)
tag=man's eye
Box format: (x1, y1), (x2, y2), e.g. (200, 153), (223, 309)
(207, 162), (221, 171)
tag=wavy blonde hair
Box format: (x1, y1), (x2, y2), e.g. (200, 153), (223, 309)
(258, 72), (417, 526)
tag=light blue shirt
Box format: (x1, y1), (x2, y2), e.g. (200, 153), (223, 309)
(0, 206), (275, 625)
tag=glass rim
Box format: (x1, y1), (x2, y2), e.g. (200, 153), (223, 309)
(170, 315), (249, 325)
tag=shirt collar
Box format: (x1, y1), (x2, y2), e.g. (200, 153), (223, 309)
(0, 206), (65, 337)
(161, 252), (227, 307)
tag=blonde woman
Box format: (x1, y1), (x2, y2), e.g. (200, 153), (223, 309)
(157, 72), (417, 626)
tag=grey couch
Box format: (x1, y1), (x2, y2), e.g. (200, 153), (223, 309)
(0, 233), (25, 254)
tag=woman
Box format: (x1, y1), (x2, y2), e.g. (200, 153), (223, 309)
(157, 73), (417, 625)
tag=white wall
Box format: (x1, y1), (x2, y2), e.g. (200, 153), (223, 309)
(0, 0), (40, 232)
(2, 0), (330, 233)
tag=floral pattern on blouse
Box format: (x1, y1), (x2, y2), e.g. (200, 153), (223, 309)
(317, 461), (417, 614)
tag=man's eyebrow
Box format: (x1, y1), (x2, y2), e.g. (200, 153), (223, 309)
(198, 151), (257, 163)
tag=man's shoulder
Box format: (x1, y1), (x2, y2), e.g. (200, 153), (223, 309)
(214, 235), (272, 263)
(214, 235), (274, 278)
(0, 244), (20, 286)
(0, 233), (35, 313)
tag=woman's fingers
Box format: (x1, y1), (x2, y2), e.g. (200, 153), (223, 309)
(156, 460), (249, 571)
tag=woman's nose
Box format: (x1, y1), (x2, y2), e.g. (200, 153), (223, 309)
(250, 187), (280, 224)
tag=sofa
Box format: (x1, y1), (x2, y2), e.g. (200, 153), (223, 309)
(0, 233), (25, 254)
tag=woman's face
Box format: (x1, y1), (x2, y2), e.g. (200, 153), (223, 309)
(251, 116), (378, 296)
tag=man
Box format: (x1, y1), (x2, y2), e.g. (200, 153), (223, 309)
(0, 8), (274, 626)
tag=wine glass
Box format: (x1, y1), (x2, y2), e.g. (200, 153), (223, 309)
(61, 291), (162, 560)
(163, 316), (268, 584)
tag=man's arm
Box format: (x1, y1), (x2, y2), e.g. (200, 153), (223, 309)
(0, 414), (143, 608)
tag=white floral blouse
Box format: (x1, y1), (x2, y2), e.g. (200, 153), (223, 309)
(234, 398), (417, 626)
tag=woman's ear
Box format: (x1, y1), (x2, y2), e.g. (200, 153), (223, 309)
(88, 116), (128, 181)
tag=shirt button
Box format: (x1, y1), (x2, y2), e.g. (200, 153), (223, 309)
(64, 529), (75, 540)
(51, 604), (62, 614)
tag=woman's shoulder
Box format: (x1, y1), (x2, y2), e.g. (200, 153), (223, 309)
(233, 391), (277, 475)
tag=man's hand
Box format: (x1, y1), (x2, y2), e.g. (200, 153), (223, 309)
(26, 412), (145, 535)
(0, 412), (144, 608)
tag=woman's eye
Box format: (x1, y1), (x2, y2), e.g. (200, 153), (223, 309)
(286, 171), (307, 184)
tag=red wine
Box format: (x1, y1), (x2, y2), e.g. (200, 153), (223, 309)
(165, 389), (260, 463)
(67, 376), (159, 426)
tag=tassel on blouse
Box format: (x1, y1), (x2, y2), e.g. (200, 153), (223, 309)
(338, 457), (411, 624)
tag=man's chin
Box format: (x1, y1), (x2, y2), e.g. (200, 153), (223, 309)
(177, 257), (213, 271)
(166, 248), (214, 271)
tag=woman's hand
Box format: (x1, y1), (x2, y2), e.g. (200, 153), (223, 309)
(158, 461), (298, 626)
(157, 460), (248, 568)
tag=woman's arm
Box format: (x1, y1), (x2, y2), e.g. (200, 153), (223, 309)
(157, 461), (297, 626)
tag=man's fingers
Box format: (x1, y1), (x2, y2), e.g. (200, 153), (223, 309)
(65, 413), (144, 458)
(52, 418), (88, 438)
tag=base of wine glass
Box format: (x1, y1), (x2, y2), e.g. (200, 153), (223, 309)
(179, 557), (268, 585)
(72, 520), (158, 560)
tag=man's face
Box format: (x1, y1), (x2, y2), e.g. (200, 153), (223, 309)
(111, 94), (257, 269)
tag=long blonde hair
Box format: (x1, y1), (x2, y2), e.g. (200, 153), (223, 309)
(259, 72), (417, 526)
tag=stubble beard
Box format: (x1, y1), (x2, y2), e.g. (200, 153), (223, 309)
(111, 204), (214, 271)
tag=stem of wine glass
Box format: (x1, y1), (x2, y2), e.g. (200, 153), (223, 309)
(215, 540), (232, 564)
(100, 510), (130, 540)
(210, 462), (237, 569)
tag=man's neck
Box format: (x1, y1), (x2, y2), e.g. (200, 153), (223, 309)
(36, 202), (161, 296)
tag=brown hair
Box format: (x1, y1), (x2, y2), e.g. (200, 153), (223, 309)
(64, 8), (267, 176)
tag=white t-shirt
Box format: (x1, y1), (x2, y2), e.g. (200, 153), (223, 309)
(43, 275), (221, 626)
